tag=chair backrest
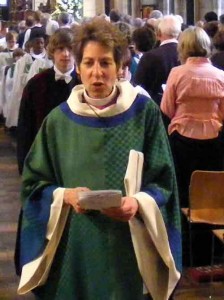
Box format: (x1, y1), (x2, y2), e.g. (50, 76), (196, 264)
(189, 170), (224, 210)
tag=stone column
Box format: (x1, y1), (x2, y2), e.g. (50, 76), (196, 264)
(83, 0), (104, 17)
(132, 0), (141, 18)
(95, 0), (105, 15)
(217, 0), (224, 17)
(34, 0), (43, 10)
(163, 0), (170, 15)
(33, 0), (39, 11)
(162, 0), (179, 15)
(114, 0), (128, 15)
(174, 0), (187, 23)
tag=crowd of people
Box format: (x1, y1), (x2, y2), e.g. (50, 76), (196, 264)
(0, 6), (223, 300)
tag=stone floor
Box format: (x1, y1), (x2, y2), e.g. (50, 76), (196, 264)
(0, 125), (224, 300)
(0, 126), (34, 300)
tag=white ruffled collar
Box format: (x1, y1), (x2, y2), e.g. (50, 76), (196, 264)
(30, 48), (46, 60)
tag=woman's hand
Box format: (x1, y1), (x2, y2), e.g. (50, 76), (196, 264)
(64, 187), (90, 213)
(101, 197), (139, 222)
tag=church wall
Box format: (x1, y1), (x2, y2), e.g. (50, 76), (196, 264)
(33, 0), (42, 10)
(157, 0), (224, 23)
(174, 0), (186, 23)
(194, 0), (218, 22)
(81, 0), (224, 21)
(17, 0), (224, 22)
(114, 0), (129, 15)
(33, 0), (57, 11)
(82, 0), (94, 17)
(132, 0), (142, 18)
(83, 0), (103, 17)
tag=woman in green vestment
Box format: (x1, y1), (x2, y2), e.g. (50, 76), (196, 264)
(18, 18), (182, 300)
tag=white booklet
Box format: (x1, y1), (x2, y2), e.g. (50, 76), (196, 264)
(78, 190), (122, 210)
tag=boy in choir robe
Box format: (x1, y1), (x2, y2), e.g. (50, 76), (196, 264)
(0, 48), (25, 120)
(5, 32), (47, 129)
(0, 33), (20, 120)
(16, 28), (80, 174)
(14, 28), (80, 276)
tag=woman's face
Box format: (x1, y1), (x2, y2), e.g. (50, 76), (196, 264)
(76, 41), (119, 99)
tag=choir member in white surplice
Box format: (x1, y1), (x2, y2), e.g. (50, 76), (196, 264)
(6, 33), (48, 128)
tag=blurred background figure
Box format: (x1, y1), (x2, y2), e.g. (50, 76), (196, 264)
(211, 29), (224, 70)
(0, 48), (25, 122)
(118, 47), (150, 98)
(145, 17), (159, 31)
(131, 17), (143, 29)
(109, 8), (121, 23)
(134, 15), (181, 105)
(6, 31), (47, 129)
(58, 12), (72, 28)
(0, 31), (19, 120)
(22, 10), (45, 49)
(130, 26), (156, 78)
(219, 13), (224, 30)
(45, 17), (59, 40)
(18, 15), (35, 49)
(3, 31), (18, 53)
(203, 20), (219, 40)
(204, 11), (218, 23)
(17, 21), (27, 49)
(149, 9), (163, 19)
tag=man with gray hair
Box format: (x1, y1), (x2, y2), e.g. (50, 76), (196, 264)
(133, 15), (181, 105)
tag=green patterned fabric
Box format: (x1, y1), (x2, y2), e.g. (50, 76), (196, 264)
(20, 82), (181, 300)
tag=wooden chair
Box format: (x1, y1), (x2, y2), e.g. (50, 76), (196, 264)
(213, 229), (224, 244)
(210, 229), (224, 297)
(181, 170), (224, 266)
(212, 229), (224, 267)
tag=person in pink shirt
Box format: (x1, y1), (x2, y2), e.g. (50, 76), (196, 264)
(161, 26), (224, 208)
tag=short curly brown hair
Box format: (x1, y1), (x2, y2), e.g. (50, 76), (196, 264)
(72, 18), (128, 69)
(132, 27), (156, 52)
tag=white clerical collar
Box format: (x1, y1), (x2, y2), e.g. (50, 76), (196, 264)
(83, 86), (117, 107)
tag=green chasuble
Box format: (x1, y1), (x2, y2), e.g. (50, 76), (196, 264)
(19, 81), (181, 300)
